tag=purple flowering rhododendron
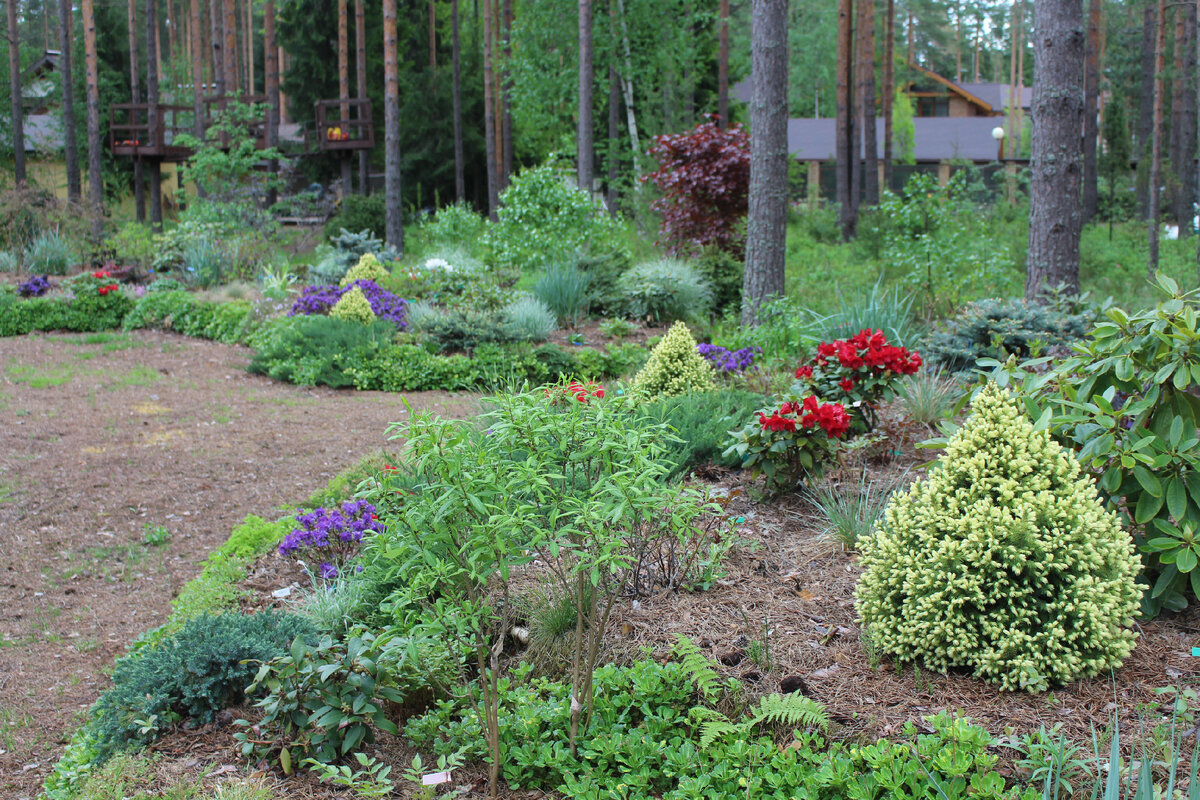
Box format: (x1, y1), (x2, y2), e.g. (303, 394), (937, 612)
(697, 343), (761, 374)
(17, 275), (57, 298)
(278, 499), (385, 578)
(289, 279), (408, 328)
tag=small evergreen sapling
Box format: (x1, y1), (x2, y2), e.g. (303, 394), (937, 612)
(632, 321), (716, 399)
(855, 383), (1141, 692)
(330, 287), (378, 325)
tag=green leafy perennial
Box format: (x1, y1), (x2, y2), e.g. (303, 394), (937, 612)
(855, 383), (1141, 692)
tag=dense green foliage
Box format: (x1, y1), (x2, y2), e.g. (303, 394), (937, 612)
(927, 298), (1093, 373)
(633, 321), (716, 398)
(635, 389), (769, 480)
(857, 384), (1141, 692)
(90, 612), (316, 762)
(0, 277), (132, 336)
(122, 291), (258, 343)
(325, 196), (387, 241)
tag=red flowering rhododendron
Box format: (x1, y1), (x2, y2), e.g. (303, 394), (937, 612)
(546, 381), (606, 406)
(729, 393), (850, 495)
(97, 283), (120, 296)
(794, 329), (921, 432)
(92, 270), (111, 279)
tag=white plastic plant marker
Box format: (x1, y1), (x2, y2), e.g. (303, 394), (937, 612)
(422, 771), (452, 786)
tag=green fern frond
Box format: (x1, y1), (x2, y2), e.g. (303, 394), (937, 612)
(749, 694), (830, 734)
(697, 718), (742, 749)
(673, 636), (722, 701)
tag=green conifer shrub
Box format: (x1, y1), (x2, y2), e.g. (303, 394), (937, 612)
(855, 383), (1141, 692)
(632, 321), (716, 399)
(330, 286), (377, 325)
(339, 253), (389, 287)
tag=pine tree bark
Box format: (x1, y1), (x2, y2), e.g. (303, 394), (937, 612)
(1082, 0), (1101, 223)
(337, 0), (351, 195)
(501, 0), (512, 188)
(612, 0), (639, 155)
(859, 0), (877, 206)
(836, 0), (856, 240)
(383, 0), (403, 249)
(190, 0), (204, 141)
(882, 0), (893, 194)
(82, 0), (103, 238)
(718, 0), (729, 128)
(59, 0), (81, 201)
(146, 0), (162, 227)
(1149, 0), (1167, 274)
(578, 0), (594, 191)
(429, 0), (436, 69)
(1137, 0), (1155, 216)
(742, 0), (789, 326)
(1172, 3), (1197, 233)
(210, 0), (224, 96)
(355, 0), (368, 194)
(223, 0), (236, 94)
(452, 0), (465, 201)
(1171, 3), (1186, 224)
(128, 0), (145, 220)
(481, 0), (498, 218)
(1026, 0), (1084, 300)
(265, 0), (279, 204)
(8, 0), (25, 184)
(606, 57), (618, 215)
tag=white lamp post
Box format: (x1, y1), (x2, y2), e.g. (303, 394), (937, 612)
(992, 125), (1006, 160)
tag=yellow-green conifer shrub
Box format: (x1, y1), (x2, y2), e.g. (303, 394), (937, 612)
(855, 383), (1141, 692)
(339, 253), (389, 287)
(632, 321), (716, 399)
(330, 287), (377, 325)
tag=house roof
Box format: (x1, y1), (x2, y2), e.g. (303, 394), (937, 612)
(789, 116), (1011, 162)
(905, 61), (998, 114)
(956, 82), (1033, 112)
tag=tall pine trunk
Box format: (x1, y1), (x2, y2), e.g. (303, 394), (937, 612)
(210, 0), (224, 96)
(882, 0), (893, 194)
(59, 0), (81, 201)
(717, 0), (729, 127)
(742, 0), (789, 326)
(1172, 4), (1197, 233)
(606, 57), (618, 214)
(859, 0), (877, 206)
(265, 0), (279, 204)
(452, 0), (465, 201)
(501, 0), (512, 188)
(8, 0), (25, 185)
(482, 0), (498, 218)
(355, 0), (368, 194)
(82, 0), (103, 238)
(1149, 0), (1167, 273)
(1026, 0), (1084, 300)
(1137, 2), (1156, 216)
(146, 0), (162, 227)
(222, 0), (236, 94)
(128, 0), (144, 220)
(337, 0), (351, 195)
(190, 0), (204, 144)
(836, 0), (856, 240)
(1082, 0), (1101, 223)
(383, 0), (403, 249)
(578, 0), (593, 191)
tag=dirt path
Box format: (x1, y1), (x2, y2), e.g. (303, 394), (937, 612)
(0, 330), (477, 800)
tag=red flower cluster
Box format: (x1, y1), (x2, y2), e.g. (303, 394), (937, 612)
(92, 270), (111, 279)
(759, 396), (851, 439)
(97, 283), (120, 296)
(795, 365), (813, 379)
(813, 329), (921, 375)
(546, 381), (606, 405)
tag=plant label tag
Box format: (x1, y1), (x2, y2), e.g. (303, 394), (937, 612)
(1192, 647), (1200, 657)
(422, 771), (452, 786)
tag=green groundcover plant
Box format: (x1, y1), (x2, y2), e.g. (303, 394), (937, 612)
(857, 383), (1142, 692)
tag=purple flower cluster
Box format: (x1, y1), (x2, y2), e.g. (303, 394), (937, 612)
(288, 279), (408, 329)
(697, 343), (762, 374)
(278, 499), (386, 579)
(17, 275), (57, 298)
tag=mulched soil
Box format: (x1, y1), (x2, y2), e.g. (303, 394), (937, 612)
(0, 330), (478, 799)
(4, 331), (1198, 799)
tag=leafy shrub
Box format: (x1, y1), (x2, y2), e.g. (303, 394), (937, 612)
(324, 195), (385, 241)
(694, 247), (744, 316)
(146, 277), (186, 293)
(339, 253), (389, 287)
(575, 251), (632, 317)
(927, 297), (1091, 373)
(329, 286), (377, 324)
(248, 316), (398, 387)
(410, 306), (523, 352)
(416, 202), (488, 255)
(90, 611), (316, 762)
(619, 258), (712, 325)
(643, 118), (750, 257)
(0, 275), (133, 337)
(634, 390), (769, 480)
(724, 395), (851, 494)
(309, 229), (398, 285)
(534, 263), (590, 326)
(856, 383), (1141, 692)
(236, 632), (418, 770)
(484, 161), (626, 271)
(633, 321), (716, 399)
(502, 295), (557, 341)
(25, 229), (75, 275)
(106, 222), (157, 269)
(575, 341), (649, 379)
(122, 291), (256, 344)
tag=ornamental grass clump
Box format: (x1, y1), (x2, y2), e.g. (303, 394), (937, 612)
(633, 321), (716, 399)
(855, 383), (1142, 692)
